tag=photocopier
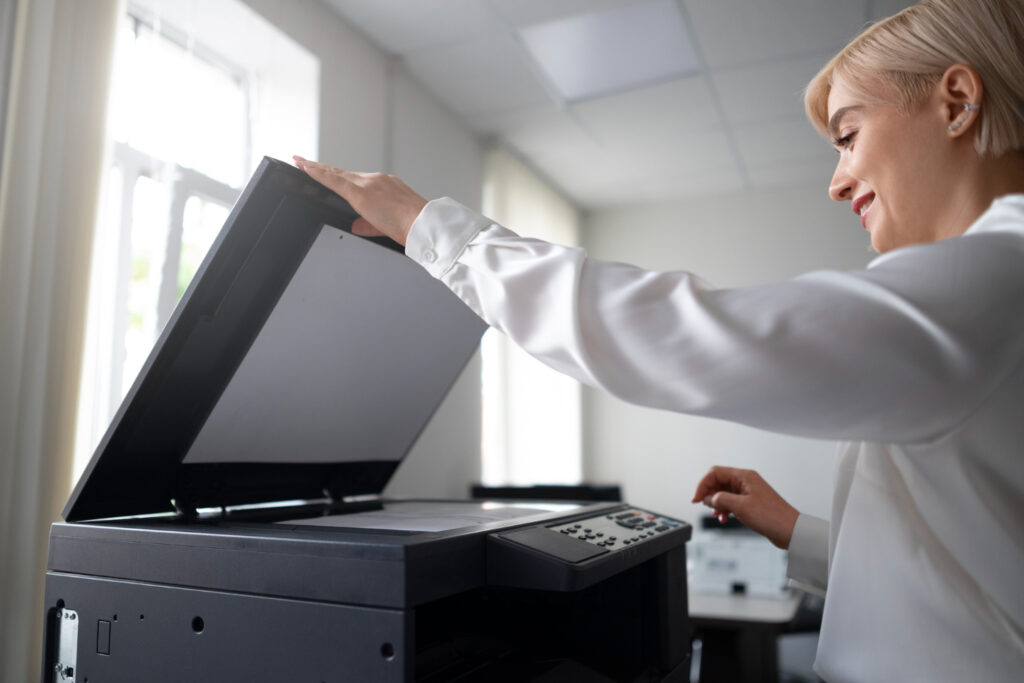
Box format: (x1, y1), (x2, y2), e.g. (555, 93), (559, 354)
(41, 158), (693, 682)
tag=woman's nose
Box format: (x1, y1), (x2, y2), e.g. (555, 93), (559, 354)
(828, 161), (854, 202)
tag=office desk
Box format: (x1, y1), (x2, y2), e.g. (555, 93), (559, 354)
(689, 589), (804, 683)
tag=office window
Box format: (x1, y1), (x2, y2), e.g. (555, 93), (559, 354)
(481, 148), (583, 486)
(74, 0), (319, 480)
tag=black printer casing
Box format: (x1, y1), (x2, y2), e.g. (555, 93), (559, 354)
(42, 158), (692, 683)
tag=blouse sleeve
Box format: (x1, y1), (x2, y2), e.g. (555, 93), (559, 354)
(786, 513), (830, 593)
(405, 197), (1024, 445)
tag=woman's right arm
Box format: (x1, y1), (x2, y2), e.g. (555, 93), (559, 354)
(408, 197), (1024, 445)
(293, 158), (1024, 446)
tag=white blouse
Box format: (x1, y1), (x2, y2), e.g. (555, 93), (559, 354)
(405, 194), (1024, 682)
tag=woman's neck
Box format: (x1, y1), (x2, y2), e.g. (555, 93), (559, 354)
(946, 150), (1024, 238)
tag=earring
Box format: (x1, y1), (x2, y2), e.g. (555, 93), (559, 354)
(948, 103), (981, 132)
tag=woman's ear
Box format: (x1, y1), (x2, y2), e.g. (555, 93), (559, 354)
(938, 64), (984, 137)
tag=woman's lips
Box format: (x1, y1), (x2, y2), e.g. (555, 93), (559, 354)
(852, 192), (875, 229)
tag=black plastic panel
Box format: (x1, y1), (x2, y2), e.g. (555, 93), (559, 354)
(42, 573), (411, 682)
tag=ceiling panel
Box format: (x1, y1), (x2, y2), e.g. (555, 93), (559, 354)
(526, 127), (738, 200)
(712, 52), (831, 125)
(320, 0), (495, 55)
(618, 129), (737, 176)
(682, 0), (867, 69)
(318, 0), (917, 210)
(476, 107), (602, 160)
(519, 0), (698, 103)
(573, 76), (719, 147)
(488, 0), (647, 28)
(402, 31), (552, 117)
(747, 158), (838, 193)
(733, 118), (832, 170)
(567, 164), (746, 209)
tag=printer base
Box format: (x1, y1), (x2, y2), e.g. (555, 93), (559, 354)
(42, 548), (689, 683)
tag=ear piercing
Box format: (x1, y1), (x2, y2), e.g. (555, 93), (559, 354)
(948, 103), (981, 132)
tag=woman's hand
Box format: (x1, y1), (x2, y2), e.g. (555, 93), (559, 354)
(691, 466), (800, 549)
(293, 156), (427, 247)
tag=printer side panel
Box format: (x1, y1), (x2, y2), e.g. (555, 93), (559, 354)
(41, 572), (413, 683)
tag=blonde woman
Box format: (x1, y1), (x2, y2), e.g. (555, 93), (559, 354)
(296, 0), (1024, 679)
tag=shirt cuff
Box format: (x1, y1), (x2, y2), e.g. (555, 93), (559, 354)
(787, 513), (830, 593)
(405, 197), (492, 279)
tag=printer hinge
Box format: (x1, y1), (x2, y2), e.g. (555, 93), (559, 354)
(170, 498), (198, 522)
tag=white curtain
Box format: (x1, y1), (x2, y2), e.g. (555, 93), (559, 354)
(481, 147), (583, 486)
(0, 0), (120, 680)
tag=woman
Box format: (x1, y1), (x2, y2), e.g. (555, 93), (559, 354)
(295, 0), (1024, 679)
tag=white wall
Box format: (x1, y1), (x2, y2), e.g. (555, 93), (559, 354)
(240, 0), (485, 499)
(386, 68), (484, 497)
(581, 184), (872, 527)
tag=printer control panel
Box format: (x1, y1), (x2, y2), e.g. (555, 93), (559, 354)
(547, 508), (683, 552)
(487, 506), (690, 592)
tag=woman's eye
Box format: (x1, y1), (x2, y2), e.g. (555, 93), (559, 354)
(833, 132), (856, 151)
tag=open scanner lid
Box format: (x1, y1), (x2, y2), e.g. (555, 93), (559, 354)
(64, 157), (487, 521)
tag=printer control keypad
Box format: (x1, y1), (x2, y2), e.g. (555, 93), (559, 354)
(549, 509), (682, 551)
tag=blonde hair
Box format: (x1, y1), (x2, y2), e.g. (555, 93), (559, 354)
(805, 0), (1024, 156)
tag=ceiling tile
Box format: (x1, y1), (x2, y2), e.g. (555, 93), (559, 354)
(712, 52), (832, 125)
(402, 32), (552, 117)
(488, 0), (646, 27)
(519, 0), (698, 102)
(527, 128), (739, 207)
(472, 106), (600, 160)
(732, 118), (832, 170)
(572, 76), (720, 147)
(568, 164), (746, 209)
(320, 0), (496, 55)
(682, 0), (868, 69)
(620, 130), (737, 176)
(319, 0), (894, 209)
(747, 158), (838, 193)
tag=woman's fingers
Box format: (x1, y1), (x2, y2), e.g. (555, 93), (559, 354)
(294, 156), (357, 196)
(292, 156), (426, 246)
(691, 465), (745, 502)
(709, 490), (742, 513)
(703, 491), (743, 523)
(692, 467), (799, 548)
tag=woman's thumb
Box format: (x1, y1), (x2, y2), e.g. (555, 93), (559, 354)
(706, 491), (743, 514)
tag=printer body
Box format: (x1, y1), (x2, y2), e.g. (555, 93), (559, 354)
(42, 158), (692, 682)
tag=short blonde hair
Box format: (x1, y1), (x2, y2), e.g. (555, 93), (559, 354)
(805, 0), (1024, 156)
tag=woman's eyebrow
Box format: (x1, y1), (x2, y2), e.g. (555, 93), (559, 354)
(828, 105), (864, 139)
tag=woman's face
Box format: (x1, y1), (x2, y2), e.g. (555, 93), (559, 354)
(826, 76), (960, 253)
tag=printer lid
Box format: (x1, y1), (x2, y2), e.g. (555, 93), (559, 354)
(64, 157), (487, 522)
